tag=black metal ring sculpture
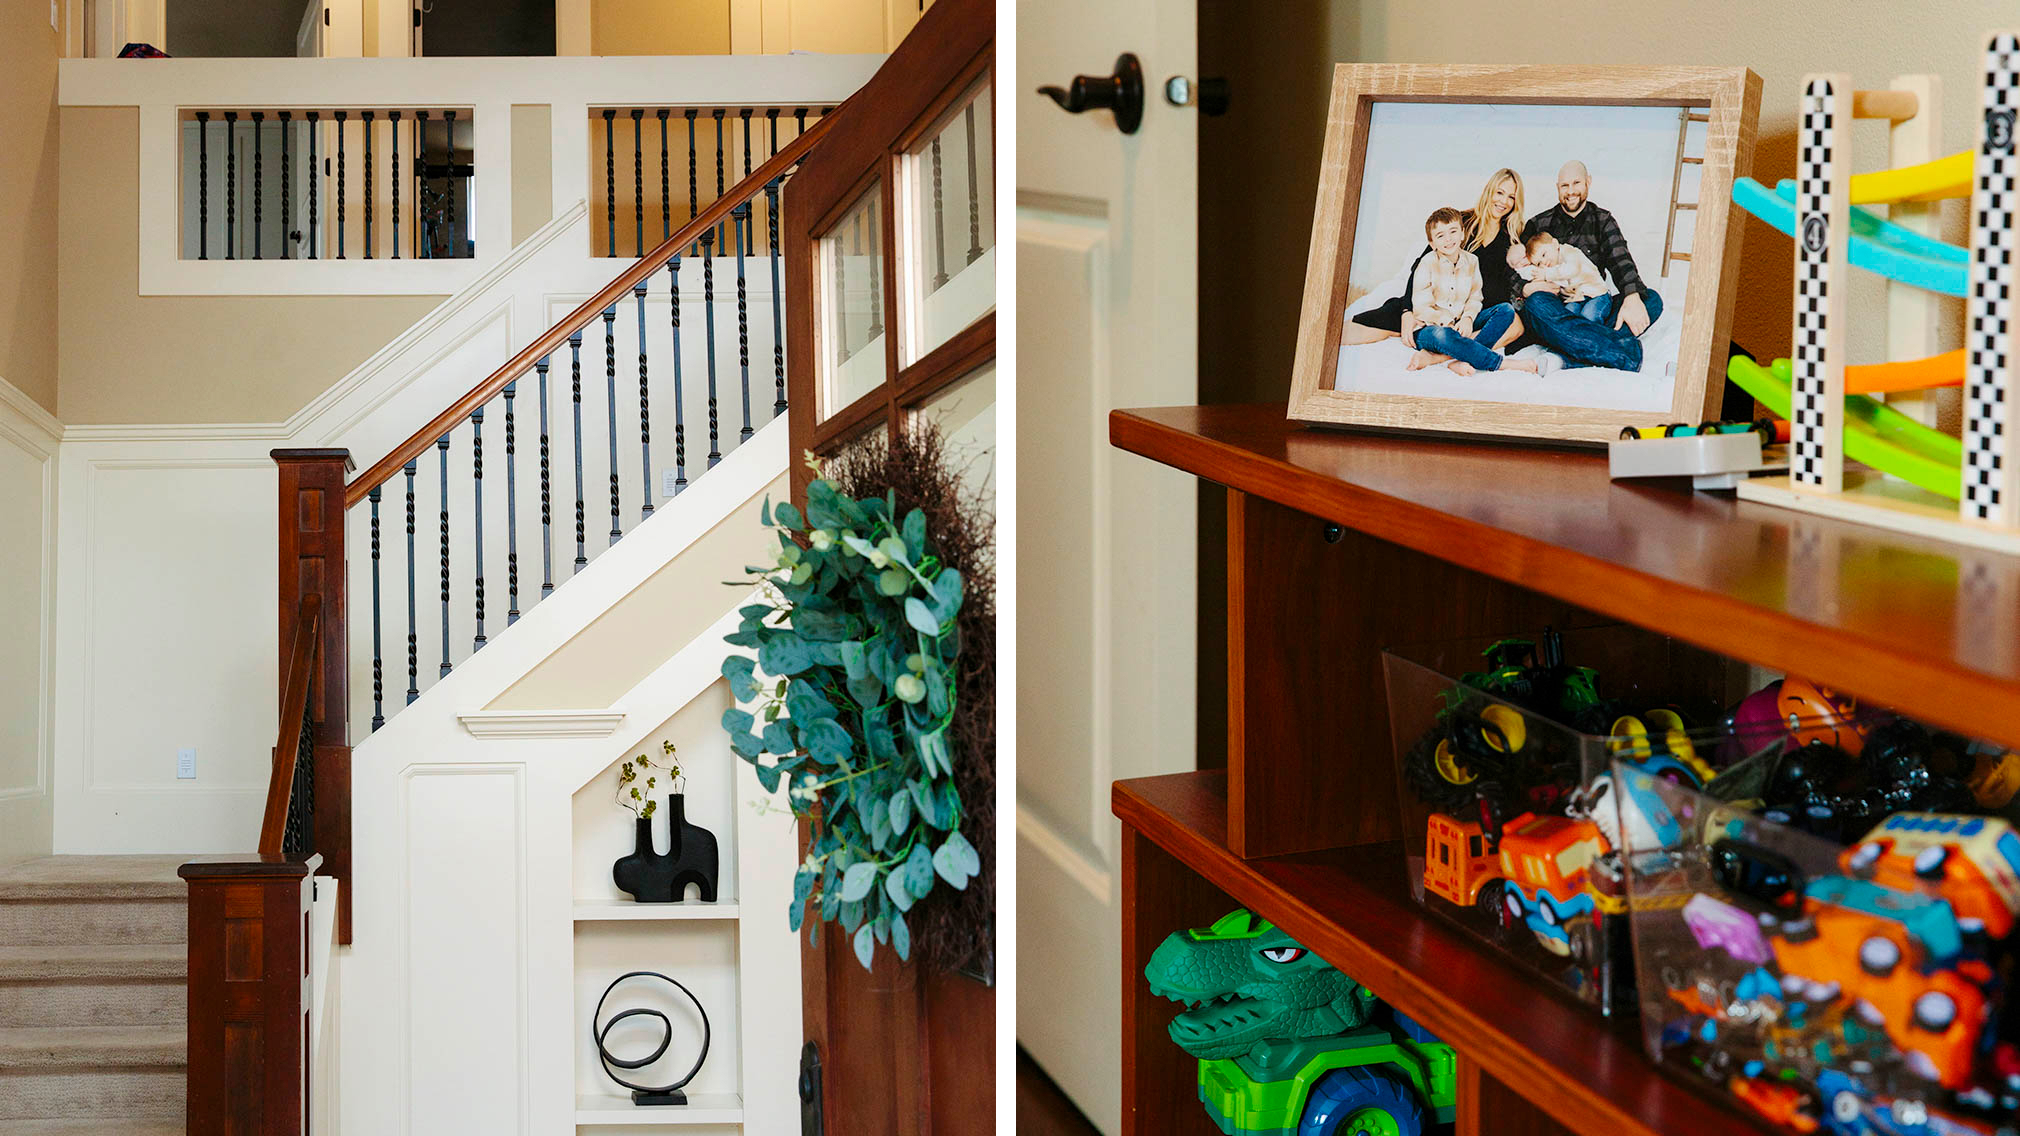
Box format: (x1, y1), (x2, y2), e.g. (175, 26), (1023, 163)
(592, 970), (711, 1105)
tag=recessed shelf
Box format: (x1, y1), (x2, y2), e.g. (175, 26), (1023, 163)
(575, 1092), (743, 1125)
(573, 900), (741, 921)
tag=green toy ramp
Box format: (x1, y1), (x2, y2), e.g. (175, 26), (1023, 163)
(1727, 355), (1962, 500)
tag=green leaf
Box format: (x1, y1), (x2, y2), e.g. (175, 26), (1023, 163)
(793, 866), (815, 907)
(878, 567), (910, 596)
(932, 568), (964, 619)
(910, 780), (941, 829)
(841, 898), (864, 933)
(919, 728), (952, 780)
(721, 655), (760, 702)
(925, 664), (950, 718)
(847, 672), (885, 707)
(865, 797), (891, 852)
(789, 896), (805, 933)
(867, 720), (899, 764)
(752, 761), (783, 793)
(799, 718), (853, 764)
(722, 707), (755, 736)
(933, 838), (973, 890)
(839, 640), (868, 680)
(852, 923), (875, 970)
(883, 865), (914, 912)
(840, 860), (876, 902)
(761, 496), (774, 526)
(902, 508), (926, 560)
(774, 500), (804, 530)
(904, 839), (936, 896)
(888, 788), (913, 836)
(762, 721), (797, 755)
(904, 597), (941, 637)
(786, 684), (838, 724)
(891, 910), (911, 961)
(758, 636), (815, 676)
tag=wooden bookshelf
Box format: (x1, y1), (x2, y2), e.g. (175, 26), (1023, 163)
(1106, 404), (2020, 1134)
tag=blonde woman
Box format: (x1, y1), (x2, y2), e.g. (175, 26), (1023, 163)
(1348, 168), (1529, 357)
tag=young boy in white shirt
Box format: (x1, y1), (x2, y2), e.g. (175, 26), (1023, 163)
(1405, 207), (1533, 375)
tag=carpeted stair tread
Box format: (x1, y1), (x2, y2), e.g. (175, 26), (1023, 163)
(0, 857), (188, 901)
(0, 944), (184, 981)
(2, 1122), (184, 1136)
(0, 1025), (184, 1068)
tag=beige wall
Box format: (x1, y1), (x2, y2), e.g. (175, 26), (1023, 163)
(513, 103), (556, 245)
(489, 472), (788, 709)
(58, 106), (444, 424)
(571, 0), (926, 56)
(0, 3), (62, 415)
(592, 0), (733, 55)
(0, 387), (58, 868)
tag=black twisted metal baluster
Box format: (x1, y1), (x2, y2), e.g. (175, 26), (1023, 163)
(685, 109), (699, 253)
(335, 110), (347, 258)
(252, 112), (264, 259)
(363, 111), (375, 259)
(669, 253), (688, 494)
(279, 112), (291, 259)
(795, 107), (807, 141)
(702, 229), (721, 468)
(283, 701), (314, 859)
(404, 459), (418, 704)
(390, 109), (401, 259)
(472, 405), (485, 650)
(196, 112), (209, 259)
(767, 178), (785, 416)
(965, 102), (983, 265)
(658, 110), (671, 241)
(604, 306), (621, 545)
(445, 110), (459, 256)
(635, 280), (653, 520)
(438, 435), (451, 676)
(570, 332), (587, 571)
(369, 485), (383, 731)
(225, 111), (237, 259)
(602, 108), (616, 258)
(416, 111), (431, 258)
(632, 108), (645, 258)
(712, 109), (726, 251)
(931, 137), (947, 289)
(504, 380), (519, 624)
(307, 112), (319, 258)
(734, 203), (752, 442)
(536, 357), (554, 597)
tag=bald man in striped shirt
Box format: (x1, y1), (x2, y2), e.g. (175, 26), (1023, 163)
(1516, 161), (1665, 372)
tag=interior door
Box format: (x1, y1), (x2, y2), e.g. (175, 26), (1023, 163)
(1015, 1), (1199, 1131)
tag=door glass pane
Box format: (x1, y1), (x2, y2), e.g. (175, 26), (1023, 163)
(816, 181), (890, 420)
(899, 76), (995, 366)
(909, 361), (995, 519)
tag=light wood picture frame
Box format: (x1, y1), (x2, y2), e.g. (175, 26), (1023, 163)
(1286, 64), (1762, 443)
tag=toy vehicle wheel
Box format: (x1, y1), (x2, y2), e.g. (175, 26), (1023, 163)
(1475, 879), (1513, 935)
(1301, 1065), (1426, 1136)
(1570, 920), (1602, 968)
(1402, 730), (1480, 815)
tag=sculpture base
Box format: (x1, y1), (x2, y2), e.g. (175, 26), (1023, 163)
(632, 1089), (688, 1106)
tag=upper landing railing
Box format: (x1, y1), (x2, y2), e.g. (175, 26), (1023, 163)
(57, 53), (882, 294)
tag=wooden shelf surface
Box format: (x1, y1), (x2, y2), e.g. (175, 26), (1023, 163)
(1114, 769), (1771, 1136)
(1111, 404), (2020, 750)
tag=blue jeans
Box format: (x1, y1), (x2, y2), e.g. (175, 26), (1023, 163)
(1413, 303), (1516, 372)
(1572, 295), (1613, 323)
(1524, 288), (1664, 371)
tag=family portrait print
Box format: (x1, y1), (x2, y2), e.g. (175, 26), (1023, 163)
(1334, 101), (1702, 414)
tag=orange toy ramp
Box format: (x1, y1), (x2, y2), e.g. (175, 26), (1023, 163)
(1847, 350), (1965, 395)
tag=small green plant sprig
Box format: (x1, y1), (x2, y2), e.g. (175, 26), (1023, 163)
(720, 473), (978, 971)
(616, 740), (682, 820)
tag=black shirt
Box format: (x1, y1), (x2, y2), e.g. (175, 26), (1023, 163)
(1465, 216), (1520, 308)
(1521, 201), (1647, 298)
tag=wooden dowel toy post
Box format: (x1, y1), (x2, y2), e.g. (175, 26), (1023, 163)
(1963, 33), (2020, 526)
(1885, 75), (1944, 430)
(1792, 73), (1851, 496)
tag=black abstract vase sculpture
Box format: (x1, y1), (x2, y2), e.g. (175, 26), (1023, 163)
(613, 793), (720, 903)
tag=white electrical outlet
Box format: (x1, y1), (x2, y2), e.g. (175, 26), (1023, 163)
(663, 469), (679, 499)
(176, 747), (197, 779)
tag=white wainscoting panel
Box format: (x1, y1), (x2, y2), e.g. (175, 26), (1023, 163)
(0, 380), (59, 865)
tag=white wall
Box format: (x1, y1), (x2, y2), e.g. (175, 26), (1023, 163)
(0, 379), (59, 867)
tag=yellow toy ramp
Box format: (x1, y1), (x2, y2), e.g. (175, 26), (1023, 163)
(1849, 151), (1971, 204)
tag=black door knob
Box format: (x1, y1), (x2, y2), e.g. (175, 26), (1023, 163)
(1038, 52), (1145, 135)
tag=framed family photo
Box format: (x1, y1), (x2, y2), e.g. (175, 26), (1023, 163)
(1285, 64), (1762, 443)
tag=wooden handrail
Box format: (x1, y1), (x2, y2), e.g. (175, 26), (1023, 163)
(345, 110), (838, 507)
(259, 593), (321, 857)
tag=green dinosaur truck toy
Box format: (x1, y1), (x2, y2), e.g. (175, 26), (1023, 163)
(1146, 910), (1458, 1136)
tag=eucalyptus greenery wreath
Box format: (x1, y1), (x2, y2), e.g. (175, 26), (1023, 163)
(720, 455), (981, 972)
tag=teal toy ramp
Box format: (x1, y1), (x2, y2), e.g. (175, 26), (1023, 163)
(1727, 355), (1962, 500)
(1731, 178), (1965, 296)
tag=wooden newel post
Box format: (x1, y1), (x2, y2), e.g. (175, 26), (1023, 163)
(273, 449), (353, 942)
(180, 855), (320, 1136)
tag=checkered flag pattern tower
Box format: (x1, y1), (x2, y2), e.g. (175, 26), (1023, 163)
(1792, 74), (1851, 494)
(1964, 33), (2020, 524)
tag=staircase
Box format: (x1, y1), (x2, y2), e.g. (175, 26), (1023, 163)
(0, 857), (188, 1135)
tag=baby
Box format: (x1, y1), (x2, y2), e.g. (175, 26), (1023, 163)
(1512, 232), (1611, 323)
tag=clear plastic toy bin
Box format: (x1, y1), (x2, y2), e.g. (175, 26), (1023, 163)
(1380, 624), (1745, 1017)
(1618, 704), (2020, 1134)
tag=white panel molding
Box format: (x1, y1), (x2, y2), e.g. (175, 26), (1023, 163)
(457, 710), (626, 739)
(1014, 805), (1113, 904)
(0, 375), (58, 823)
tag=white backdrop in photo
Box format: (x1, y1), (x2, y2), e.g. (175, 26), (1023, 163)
(1348, 101), (1697, 291)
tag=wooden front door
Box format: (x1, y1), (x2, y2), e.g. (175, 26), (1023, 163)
(782, 0), (996, 1129)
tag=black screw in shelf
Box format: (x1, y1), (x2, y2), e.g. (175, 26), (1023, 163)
(1322, 523), (1345, 544)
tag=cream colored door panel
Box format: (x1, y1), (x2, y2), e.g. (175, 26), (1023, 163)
(1016, 0), (1198, 1131)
